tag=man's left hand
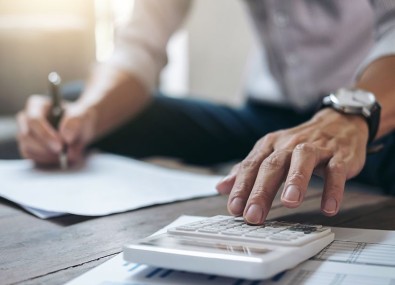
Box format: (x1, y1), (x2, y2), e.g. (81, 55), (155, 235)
(216, 108), (369, 224)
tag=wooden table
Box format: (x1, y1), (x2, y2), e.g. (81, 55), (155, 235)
(1, 179), (395, 285)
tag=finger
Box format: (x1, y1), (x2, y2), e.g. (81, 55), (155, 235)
(244, 150), (291, 224)
(216, 163), (240, 195)
(25, 95), (51, 118)
(228, 134), (276, 216)
(16, 112), (28, 136)
(281, 143), (332, 208)
(321, 155), (347, 216)
(25, 95), (62, 153)
(18, 134), (58, 164)
(60, 116), (82, 145)
(28, 119), (62, 154)
(60, 104), (95, 145)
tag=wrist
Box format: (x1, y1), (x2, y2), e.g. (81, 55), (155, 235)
(314, 108), (369, 142)
(318, 88), (381, 144)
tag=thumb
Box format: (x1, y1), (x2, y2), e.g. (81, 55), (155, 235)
(60, 116), (83, 145)
(59, 104), (97, 146)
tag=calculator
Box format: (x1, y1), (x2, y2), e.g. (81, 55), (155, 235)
(123, 215), (334, 280)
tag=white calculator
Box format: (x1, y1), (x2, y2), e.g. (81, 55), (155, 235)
(123, 215), (334, 280)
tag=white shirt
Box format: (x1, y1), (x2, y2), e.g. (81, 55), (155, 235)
(107, 0), (395, 110)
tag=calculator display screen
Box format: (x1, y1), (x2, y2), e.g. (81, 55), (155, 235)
(140, 234), (270, 257)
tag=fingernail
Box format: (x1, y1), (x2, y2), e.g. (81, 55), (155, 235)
(229, 197), (245, 215)
(49, 141), (62, 153)
(323, 198), (337, 214)
(245, 204), (264, 224)
(282, 185), (301, 203)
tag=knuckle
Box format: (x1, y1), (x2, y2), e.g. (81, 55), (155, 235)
(247, 189), (275, 209)
(327, 160), (346, 174)
(240, 158), (261, 170)
(329, 181), (344, 192)
(262, 133), (277, 144)
(287, 171), (307, 185)
(260, 152), (285, 171)
(232, 181), (253, 196)
(295, 143), (316, 154)
(251, 184), (276, 201)
(252, 141), (263, 152)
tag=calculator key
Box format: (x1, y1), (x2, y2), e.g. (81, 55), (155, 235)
(221, 231), (245, 236)
(198, 228), (220, 234)
(221, 229), (250, 235)
(245, 232), (271, 238)
(269, 235), (291, 241)
(175, 226), (200, 231)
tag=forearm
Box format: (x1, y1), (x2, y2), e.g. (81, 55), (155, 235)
(77, 65), (151, 141)
(356, 55), (395, 139)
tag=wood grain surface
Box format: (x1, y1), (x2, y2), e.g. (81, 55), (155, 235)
(1, 180), (394, 285)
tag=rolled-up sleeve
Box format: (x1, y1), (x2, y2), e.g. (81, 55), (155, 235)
(106, 0), (192, 91)
(357, 0), (395, 76)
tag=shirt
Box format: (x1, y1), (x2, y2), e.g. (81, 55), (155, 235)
(107, 0), (395, 110)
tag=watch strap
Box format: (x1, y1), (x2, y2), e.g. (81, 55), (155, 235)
(367, 102), (381, 144)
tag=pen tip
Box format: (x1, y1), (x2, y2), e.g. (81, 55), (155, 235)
(60, 153), (68, 170)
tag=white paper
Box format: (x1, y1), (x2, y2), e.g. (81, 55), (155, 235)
(20, 204), (66, 219)
(0, 154), (220, 218)
(66, 216), (395, 285)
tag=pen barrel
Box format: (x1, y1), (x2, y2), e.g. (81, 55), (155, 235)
(48, 106), (64, 129)
(48, 72), (63, 129)
(49, 83), (61, 107)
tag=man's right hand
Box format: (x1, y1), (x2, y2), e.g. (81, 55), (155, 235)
(16, 95), (97, 166)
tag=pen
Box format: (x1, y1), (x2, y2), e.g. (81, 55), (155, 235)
(48, 72), (68, 170)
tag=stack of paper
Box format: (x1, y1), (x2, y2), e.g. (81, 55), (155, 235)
(0, 154), (220, 218)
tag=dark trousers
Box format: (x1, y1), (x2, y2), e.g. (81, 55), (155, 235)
(92, 93), (395, 195)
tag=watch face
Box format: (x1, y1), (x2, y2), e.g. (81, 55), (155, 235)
(331, 89), (376, 108)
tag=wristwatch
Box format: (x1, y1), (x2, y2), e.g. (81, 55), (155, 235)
(321, 88), (381, 144)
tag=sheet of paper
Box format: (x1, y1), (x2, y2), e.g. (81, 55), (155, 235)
(0, 154), (220, 218)
(66, 216), (395, 285)
(20, 204), (66, 219)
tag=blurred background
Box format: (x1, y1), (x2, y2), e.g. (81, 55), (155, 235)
(0, 0), (254, 145)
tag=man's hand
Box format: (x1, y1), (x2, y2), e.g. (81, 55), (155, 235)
(17, 95), (97, 166)
(216, 108), (369, 224)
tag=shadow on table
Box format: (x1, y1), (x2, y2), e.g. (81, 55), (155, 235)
(0, 197), (97, 225)
(0, 139), (20, 159)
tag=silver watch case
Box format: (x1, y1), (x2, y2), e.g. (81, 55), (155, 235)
(322, 88), (376, 118)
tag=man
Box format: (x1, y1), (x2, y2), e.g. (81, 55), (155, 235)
(17, 0), (395, 224)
